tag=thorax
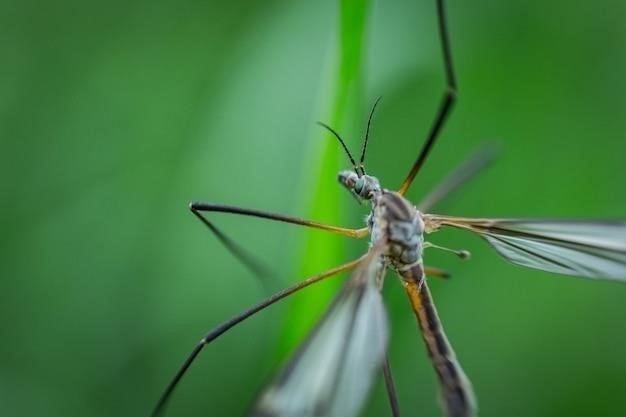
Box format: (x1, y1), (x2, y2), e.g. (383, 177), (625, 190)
(368, 190), (425, 270)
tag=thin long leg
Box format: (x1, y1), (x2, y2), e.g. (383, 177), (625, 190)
(191, 202), (369, 238)
(151, 257), (363, 417)
(417, 146), (497, 213)
(191, 209), (273, 280)
(382, 355), (403, 417)
(398, 0), (457, 196)
(402, 278), (476, 417)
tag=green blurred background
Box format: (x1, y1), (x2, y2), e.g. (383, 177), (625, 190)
(1, 0), (625, 416)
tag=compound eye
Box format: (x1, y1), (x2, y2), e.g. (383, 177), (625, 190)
(354, 177), (365, 195)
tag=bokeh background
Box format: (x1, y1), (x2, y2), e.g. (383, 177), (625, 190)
(1, 0), (625, 416)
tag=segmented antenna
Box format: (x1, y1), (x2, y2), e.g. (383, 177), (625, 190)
(357, 96), (383, 175)
(317, 121), (359, 174)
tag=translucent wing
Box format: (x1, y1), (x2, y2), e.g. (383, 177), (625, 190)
(250, 248), (388, 417)
(425, 215), (626, 281)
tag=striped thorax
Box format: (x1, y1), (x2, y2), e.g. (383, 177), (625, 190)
(340, 170), (425, 277)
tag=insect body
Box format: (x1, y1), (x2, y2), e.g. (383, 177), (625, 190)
(365, 188), (476, 417)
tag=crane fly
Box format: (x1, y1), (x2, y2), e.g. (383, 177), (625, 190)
(151, 0), (626, 416)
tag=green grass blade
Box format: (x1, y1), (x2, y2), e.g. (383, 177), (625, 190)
(277, 0), (372, 356)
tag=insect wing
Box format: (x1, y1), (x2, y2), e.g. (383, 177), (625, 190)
(251, 252), (388, 417)
(428, 216), (626, 280)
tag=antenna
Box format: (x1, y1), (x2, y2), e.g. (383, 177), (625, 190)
(317, 121), (358, 173)
(357, 96), (383, 175)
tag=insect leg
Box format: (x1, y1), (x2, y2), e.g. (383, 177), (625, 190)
(152, 257), (363, 417)
(398, 0), (458, 196)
